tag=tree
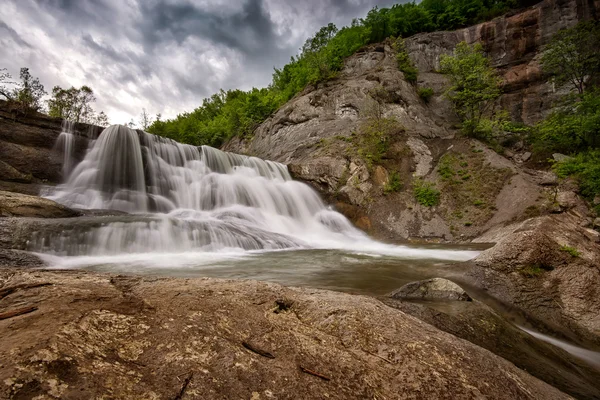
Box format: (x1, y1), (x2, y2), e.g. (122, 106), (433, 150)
(440, 42), (502, 137)
(47, 85), (97, 123)
(0, 67), (47, 113)
(139, 108), (153, 130)
(94, 111), (110, 127)
(541, 21), (600, 95)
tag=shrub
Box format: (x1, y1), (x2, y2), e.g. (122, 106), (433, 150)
(394, 38), (418, 84)
(384, 171), (403, 194)
(418, 87), (434, 103)
(413, 178), (440, 206)
(553, 150), (600, 201)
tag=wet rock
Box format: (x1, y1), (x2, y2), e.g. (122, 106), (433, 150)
(0, 268), (570, 399)
(0, 191), (80, 218)
(468, 213), (600, 349)
(382, 297), (600, 399)
(389, 277), (472, 302)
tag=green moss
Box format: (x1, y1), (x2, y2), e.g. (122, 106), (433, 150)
(519, 264), (554, 278)
(560, 245), (581, 257)
(413, 179), (440, 207)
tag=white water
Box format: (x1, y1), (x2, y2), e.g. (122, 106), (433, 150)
(52, 120), (77, 178)
(37, 124), (479, 268)
(520, 326), (600, 369)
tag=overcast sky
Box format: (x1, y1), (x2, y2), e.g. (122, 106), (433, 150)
(0, 0), (399, 124)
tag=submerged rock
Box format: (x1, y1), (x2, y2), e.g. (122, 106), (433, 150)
(0, 269), (568, 399)
(389, 277), (472, 302)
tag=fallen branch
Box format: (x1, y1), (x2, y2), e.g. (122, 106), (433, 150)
(242, 341), (275, 359)
(173, 372), (193, 400)
(0, 283), (52, 300)
(0, 306), (38, 320)
(365, 350), (394, 365)
(299, 365), (330, 381)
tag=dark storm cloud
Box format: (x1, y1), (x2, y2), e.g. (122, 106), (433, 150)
(0, 21), (32, 48)
(0, 0), (399, 123)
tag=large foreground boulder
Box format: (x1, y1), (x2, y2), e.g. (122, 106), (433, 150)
(0, 269), (568, 399)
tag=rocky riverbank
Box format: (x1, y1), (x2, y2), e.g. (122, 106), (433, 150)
(0, 268), (572, 399)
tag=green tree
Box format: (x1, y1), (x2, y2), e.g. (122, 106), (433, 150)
(0, 67), (47, 113)
(440, 42), (502, 137)
(94, 111), (110, 127)
(47, 85), (97, 123)
(541, 21), (600, 95)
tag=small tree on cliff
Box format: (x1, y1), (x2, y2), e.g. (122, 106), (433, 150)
(440, 42), (502, 137)
(0, 67), (47, 114)
(541, 21), (600, 95)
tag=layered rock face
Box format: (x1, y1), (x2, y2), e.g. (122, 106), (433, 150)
(406, 0), (600, 125)
(0, 101), (99, 190)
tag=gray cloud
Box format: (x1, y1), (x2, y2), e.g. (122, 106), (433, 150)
(0, 0), (398, 124)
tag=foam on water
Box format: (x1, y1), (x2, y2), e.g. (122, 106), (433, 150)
(37, 124), (479, 266)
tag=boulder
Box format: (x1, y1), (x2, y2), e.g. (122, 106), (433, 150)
(389, 277), (472, 302)
(382, 297), (600, 399)
(0, 268), (569, 399)
(0, 190), (79, 218)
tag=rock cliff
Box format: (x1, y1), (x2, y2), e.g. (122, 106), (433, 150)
(0, 100), (98, 193)
(224, 0), (598, 242)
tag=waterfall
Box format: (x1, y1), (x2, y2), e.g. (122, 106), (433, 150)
(52, 120), (77, 178)
(37, 124), (478, 262)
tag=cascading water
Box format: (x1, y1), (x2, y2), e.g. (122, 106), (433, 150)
(52, 120), (77, 178)
(35, 124), (479, 273)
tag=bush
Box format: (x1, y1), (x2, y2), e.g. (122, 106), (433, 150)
(413, 178), (440, 206)
(418, 87), (434, 103)
(394, 38), (418, 83)
(531, 91), (600, 155)
(553, 150), (600, 200)
(384, 171), (403, 194)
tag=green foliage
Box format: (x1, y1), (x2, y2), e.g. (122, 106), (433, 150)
(553, 150), (600, 200)
(531, 91), (600, 154)
(352, 116), (403, 169)
(541, 21), (600, 94)
(418, 87), (434, 103)
(413, 178), (440, 206)
(394, 38), (418, 83)
(440, 42), (502, 137)
(149, 0), (525, 145)
(0, 67), (46, 114)
(560, 245), (581, 257)
(47, 85), (98, 124)
(384, 171), (403, 194)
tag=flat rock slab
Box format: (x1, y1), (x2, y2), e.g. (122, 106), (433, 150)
(0, 269), (568, 399)
(0, 190), (79, 218)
